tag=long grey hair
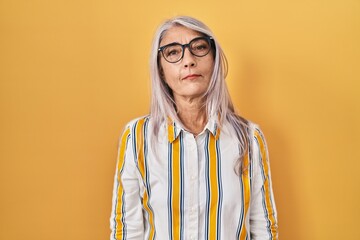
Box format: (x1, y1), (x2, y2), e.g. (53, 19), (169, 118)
(149, 16), (250, 171)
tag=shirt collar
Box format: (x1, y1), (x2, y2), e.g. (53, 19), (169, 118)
(167, 117), (179, 143)
(167, 115), (220, 143)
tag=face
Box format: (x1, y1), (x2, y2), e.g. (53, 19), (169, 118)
(159, 26), (215, 103)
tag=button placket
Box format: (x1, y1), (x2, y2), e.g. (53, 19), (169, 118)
(186, 133), (199, 240)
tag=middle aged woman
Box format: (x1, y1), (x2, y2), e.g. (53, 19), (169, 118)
(110, 16), (278, 240)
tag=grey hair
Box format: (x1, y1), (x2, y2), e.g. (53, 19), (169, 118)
(149, 16), (250, 170)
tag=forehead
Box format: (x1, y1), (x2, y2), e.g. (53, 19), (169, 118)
(160, 26), (203, 46)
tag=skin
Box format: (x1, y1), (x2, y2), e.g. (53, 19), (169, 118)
(159, 26), (215, 135)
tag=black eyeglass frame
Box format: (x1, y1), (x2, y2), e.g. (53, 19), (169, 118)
(158, 36), (215, 63)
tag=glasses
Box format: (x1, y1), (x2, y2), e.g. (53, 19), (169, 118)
(158, 36), (214, 63)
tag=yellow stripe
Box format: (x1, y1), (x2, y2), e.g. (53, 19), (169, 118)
(255, 130), (277, 238)
(135, 118), (146, 178)
(239, 151), (250, 239)
(115, 127), (130, 239)
(167, 117), (175, 142)
(135, 118), (156, 239)
(143, 193), (155, 239)
(171, 137), (181, 240)
(208, 134), (219, 239)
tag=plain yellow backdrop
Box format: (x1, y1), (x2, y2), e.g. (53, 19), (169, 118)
(1, 0), (359, 239)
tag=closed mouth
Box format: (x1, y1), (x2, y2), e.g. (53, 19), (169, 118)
(182, 74), (201, 80)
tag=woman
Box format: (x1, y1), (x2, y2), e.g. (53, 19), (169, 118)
(110, 16), (278, 240)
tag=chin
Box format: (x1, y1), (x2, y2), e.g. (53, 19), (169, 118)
(181, 91), (206, 100)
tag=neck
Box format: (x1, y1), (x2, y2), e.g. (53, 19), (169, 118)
(175, 96), (207, 135)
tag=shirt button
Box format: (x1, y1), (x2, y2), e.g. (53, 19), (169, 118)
(191, 175), (196, 180)
(190, 235), (195, 240)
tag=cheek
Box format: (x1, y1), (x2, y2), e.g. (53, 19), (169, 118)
(208, 58), (215, 75)
(161, 63), (179, 83)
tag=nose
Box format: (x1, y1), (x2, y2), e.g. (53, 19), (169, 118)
(182, 46), (196, 68)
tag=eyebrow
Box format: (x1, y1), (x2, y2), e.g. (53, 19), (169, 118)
(159, 36), (204, 48)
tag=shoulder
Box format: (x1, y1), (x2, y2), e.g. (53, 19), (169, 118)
(223, 117), (266, 142)
(117, 115), (151, 153)
(246, 121), (267, 145)
(246, 121), (270, 165)
(243, 121), (269, 161)
(123, 115), (151, 130)
(118, 115), (151, 143)
(122, 115), (169, 144)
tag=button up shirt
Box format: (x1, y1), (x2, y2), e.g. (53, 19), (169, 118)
(110, 116), (278, 239)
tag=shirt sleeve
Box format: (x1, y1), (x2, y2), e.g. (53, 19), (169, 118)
(110, 125), (144, 240)
(249, 127), (279, 240)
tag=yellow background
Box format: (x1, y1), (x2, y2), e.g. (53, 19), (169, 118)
(1, 0), (359, 239)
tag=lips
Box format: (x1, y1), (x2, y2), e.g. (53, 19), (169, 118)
(182, 74), (202, 80)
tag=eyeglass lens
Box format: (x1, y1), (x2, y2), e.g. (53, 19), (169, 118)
(161, 37), (211, 63)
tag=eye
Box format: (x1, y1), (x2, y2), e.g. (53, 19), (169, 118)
(191, 39), (210, 53)
(196, 44), (208, 50)
(164, 45), (182, 57)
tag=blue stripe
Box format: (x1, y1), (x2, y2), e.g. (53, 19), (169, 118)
(255, 136), (272, 239)
(173, 122), (177, 139)
(249, 136), (253, 189)
(268, 188), (276, 240)
(254, 138), (266, 182)
(261, 187), (272, 239)
(144, 118), (150, 195)
(216, 138), (223, 240)
(167, 142), (173, 240)
(204, 132), (210, 239)
(121, 191), (127, 239)
(131, 121), (138, 163)
(179, 133), (185, 240)
(236, 174), (245, 239)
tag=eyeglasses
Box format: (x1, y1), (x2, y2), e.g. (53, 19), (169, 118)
(158, 36), (214, 63)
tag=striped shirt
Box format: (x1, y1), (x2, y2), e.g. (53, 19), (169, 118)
(110, 116), (278, 240)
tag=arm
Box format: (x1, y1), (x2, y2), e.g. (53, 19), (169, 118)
(110, 126), (144, 240)
(249, 127), (278, 240)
